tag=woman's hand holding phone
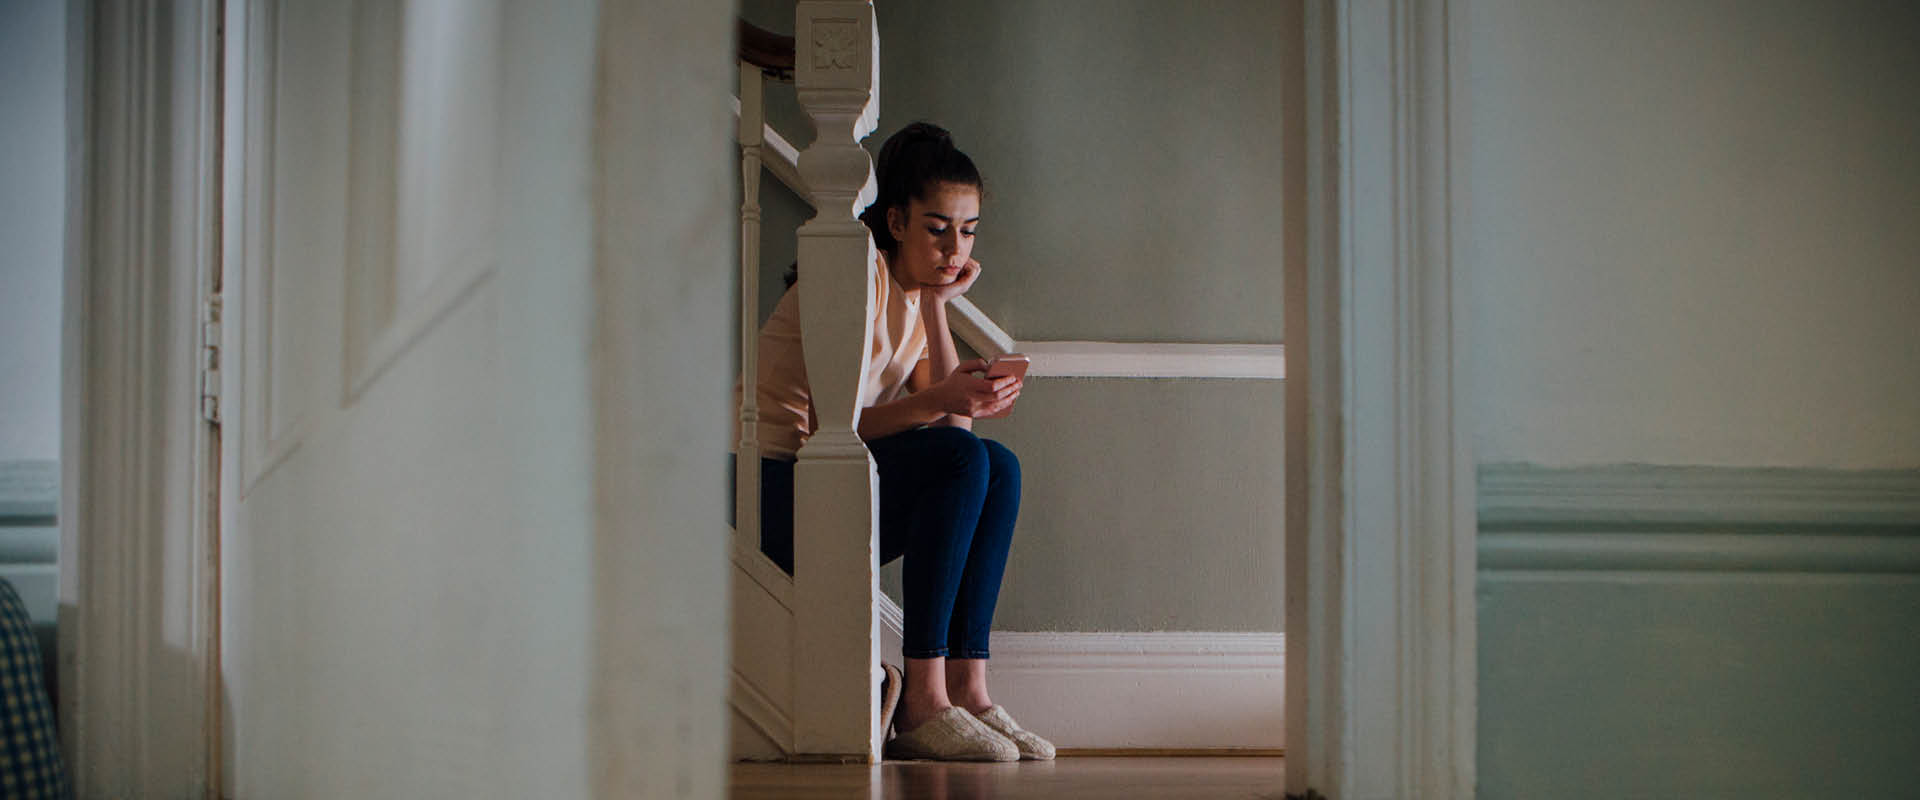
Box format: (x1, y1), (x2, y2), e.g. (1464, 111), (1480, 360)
(931, 357), (1022, 419)
(974, 355), (1027, 419)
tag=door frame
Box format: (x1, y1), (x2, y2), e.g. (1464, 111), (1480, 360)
(60, 0), (1476, 796)
(1286, 1), (1476, 797)
(59, 1), (223, 796)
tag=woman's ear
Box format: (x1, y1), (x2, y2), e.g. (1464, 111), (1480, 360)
(887, 205), (906, 240)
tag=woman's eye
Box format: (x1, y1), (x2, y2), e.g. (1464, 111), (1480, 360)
(927, 227), (949, 236)
(960, 229), (976, 238)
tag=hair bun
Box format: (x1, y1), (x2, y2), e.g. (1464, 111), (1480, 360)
(897, 121), (953, 148)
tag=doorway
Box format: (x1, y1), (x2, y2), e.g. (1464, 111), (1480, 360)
(55, 0), (1473, 797)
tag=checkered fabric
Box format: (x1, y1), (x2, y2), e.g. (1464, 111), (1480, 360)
(0, 579), (67, 799)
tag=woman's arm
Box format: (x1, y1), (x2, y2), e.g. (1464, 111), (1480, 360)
(856, 388), (948, 441)
(918, 300), (968, 430)
(855, 257), (1020, 441)
(857, 357), (1020, 441)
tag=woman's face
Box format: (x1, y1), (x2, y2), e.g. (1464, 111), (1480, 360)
(887, 182), (981, 289)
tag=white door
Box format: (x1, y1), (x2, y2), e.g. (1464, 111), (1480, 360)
(216, 0), (733, 796)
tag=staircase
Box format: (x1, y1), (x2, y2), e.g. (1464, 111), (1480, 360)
(727, 1), (885, 764)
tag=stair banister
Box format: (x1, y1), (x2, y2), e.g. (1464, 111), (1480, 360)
(736, 61), (765, 571)
(738, 18), (796, 78)
(790, 0), (883, 762)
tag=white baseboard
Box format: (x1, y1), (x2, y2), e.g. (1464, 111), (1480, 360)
(985, 632), (1285, 750)
(727, 596), (1286, 758)
(875, 595), (1283, 750)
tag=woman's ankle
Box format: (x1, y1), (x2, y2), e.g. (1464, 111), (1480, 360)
(944, 666), (994, 713)
(896, 695), (953, 733)
(945, 691), (993, 715)
(898, 656), (959, 732)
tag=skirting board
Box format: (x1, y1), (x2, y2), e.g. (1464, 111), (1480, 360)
(734, 599), (1285, 756)
(877, 595), (1284, 750)
(985, 632), (1286, 750)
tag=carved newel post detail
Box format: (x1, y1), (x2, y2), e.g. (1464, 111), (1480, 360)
(792, 0), (883, 761)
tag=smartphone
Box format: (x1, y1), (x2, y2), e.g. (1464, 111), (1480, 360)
(986, 354), (1029, 381)
(975, 354), (1028, 419)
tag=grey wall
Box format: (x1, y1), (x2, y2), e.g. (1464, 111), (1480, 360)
(876, 0), (1296, 632)
(873, 0), (1292, 345)
(1460, 1), (1920, 795)
(2, 0), (67, 463)
(1465, 0), (1920, 470)
(0, 0), (68, 692)
(973, 380), (1285, 631)
(737, 0), (1297, 631)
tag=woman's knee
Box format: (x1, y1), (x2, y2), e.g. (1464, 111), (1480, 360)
(980, 438), (1021, 485)
(916, 426), (991, 480)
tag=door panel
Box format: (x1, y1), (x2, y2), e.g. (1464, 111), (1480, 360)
(220, 1), (600, 795)
(239, 0), (344, 488)
(344, 0), (504, 397)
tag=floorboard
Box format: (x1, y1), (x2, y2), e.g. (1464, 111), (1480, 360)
(731, 756), (1288, 799)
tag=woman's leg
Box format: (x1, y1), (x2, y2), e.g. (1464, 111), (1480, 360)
(869, 427), (994, 731)
(757, 457), (795, 575)
(944, 438), (1020, 712)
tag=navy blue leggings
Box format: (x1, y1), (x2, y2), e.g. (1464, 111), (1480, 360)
(761, 426), (1021, 659)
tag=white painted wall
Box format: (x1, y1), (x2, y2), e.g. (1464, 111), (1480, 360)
(0, 0), (66, 461)
(1462, 0), (1920, 469)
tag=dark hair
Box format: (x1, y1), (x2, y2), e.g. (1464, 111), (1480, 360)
(785, 122), (982, 288)
(860, 122), (983, 254)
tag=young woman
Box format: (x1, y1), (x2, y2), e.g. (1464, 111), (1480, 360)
(744, 122), (1054, 762)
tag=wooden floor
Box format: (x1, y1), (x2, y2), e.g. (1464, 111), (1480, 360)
(731, 757), (1287, 800)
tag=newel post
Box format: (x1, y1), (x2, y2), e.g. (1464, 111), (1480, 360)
(791, 0), (883, 761)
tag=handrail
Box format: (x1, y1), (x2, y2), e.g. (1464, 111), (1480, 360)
(737, 19), (794, 78)
(728, 96), (809, 200)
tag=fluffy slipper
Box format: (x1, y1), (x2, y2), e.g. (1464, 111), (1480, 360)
(970, 705), (1056, 761)
(882, 707), (1018, 762)
(878, 662), (904, 739)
